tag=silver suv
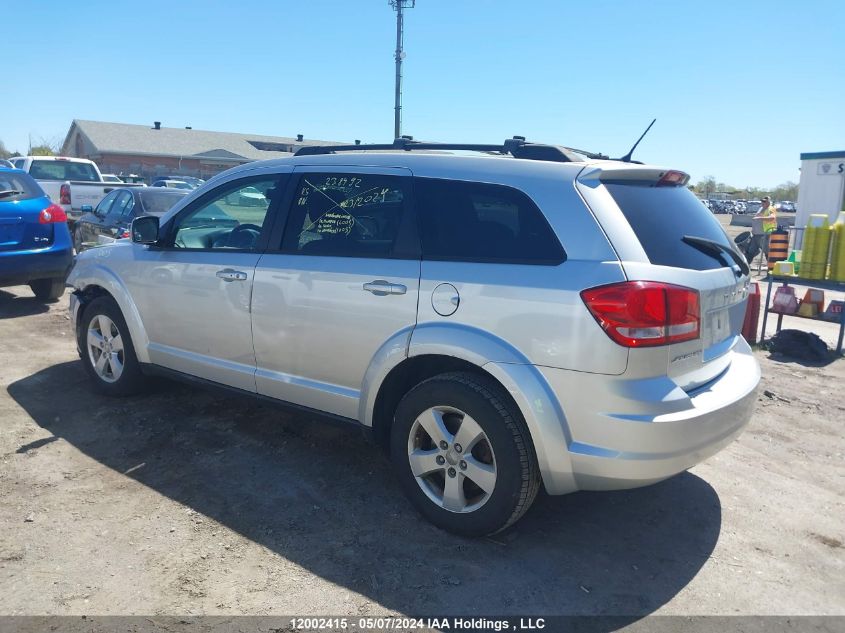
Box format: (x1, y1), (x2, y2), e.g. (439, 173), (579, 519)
(67, 139), (760, 536)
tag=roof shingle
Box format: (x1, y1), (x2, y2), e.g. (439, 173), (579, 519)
(64, 120), (343, 161)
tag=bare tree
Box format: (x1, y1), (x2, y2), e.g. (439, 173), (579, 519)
(28, 134), (63, 156)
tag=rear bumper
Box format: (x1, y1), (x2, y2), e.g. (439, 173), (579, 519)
(0, 242), (74, 286)
(537, 337), (760, 492)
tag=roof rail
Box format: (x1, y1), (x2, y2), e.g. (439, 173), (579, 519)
(294, 137), (601, 163)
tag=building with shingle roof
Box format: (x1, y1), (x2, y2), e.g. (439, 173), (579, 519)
(61, 119), (343, 182)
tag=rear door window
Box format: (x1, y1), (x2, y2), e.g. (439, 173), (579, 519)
(605, 183), (735, 271)
(94, 190), (119, 218)
(105, 191), (132, 223)
(415, 177), (565, 264)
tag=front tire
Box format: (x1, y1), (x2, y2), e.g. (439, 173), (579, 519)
(78, 296), (147, 396)
(29, 277), (65, 301)
(390, 371), (540, 536)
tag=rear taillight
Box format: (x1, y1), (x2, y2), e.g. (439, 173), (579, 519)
(120, 230), (131, 239)
(581, 281), (700, 347)
(59, 183), (71, 205)
(39, 203), (68, 224)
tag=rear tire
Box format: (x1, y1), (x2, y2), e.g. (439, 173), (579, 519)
(78, 296), (147, 396)
(29, 278), (65, 301)
(73, 227), (83, 253)
(390, 371), (541, 536)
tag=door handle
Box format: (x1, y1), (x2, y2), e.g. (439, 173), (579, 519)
(363, 280), (407, 296)
(216, 269), (248, 282)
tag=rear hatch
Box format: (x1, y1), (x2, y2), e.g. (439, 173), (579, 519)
(580, 166), (750, 391)
(0, 172), (54, 251)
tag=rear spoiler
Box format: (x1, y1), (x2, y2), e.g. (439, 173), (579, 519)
(580, 164), (690, 187)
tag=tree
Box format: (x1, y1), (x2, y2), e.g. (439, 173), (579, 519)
(772, 181), (799, 202)
(28, 134), (63, 156)
(695, 176), (717, 199)
(0, 139), (12, 160)
(29, 145), (55, 156)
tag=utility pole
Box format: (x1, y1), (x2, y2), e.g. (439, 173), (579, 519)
(390, 0), (414, 139)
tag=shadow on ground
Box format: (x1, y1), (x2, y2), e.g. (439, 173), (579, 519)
(8, 361), (723, 618)
(0, 289), (53, 319)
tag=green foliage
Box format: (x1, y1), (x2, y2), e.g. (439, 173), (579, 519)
(29, 145), (54, 156)
(692, 177), (799, 203)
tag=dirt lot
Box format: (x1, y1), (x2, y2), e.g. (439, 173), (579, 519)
(1, 232), (844, 618)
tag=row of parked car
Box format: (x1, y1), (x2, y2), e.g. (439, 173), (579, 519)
(4, 155), (205, 224)
(702, 198), (797, 215)
(0, 158), (195, 301)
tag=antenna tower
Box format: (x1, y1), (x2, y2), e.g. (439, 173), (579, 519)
(389, 0), (415, 139)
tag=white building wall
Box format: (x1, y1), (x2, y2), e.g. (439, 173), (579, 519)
(795, 153), (845, 247)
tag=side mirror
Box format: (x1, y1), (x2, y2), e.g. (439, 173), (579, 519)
(80, 205), (93, 213)
(131, 216), (160, 244)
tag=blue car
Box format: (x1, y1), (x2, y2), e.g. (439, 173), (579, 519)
(0, 168), (73, 301)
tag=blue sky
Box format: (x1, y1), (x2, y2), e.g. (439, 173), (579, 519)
(3, 0), (843, 188)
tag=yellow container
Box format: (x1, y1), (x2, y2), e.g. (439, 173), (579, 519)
(828, 213), (845, 281)
(773, 261), (795, 276)
(803, 215), (831, 280)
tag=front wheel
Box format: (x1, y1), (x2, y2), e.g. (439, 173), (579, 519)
(29, 277), (65, 301)
(391, 371), (540, 536)
(78, 296), (147, 396)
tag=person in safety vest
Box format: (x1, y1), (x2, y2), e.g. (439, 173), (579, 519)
(752, 195), (777, 257)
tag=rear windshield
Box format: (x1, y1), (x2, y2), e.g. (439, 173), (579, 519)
(605, 183), (734, 271)
(28, 160), (100, 182)
(138, 190), (188, 215)
(0, 171), (45, 202)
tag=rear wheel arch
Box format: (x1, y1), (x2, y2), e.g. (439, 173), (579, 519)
(371, 355), (522, 452)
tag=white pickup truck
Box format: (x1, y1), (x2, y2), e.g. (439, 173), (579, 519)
(9, 156), (141, 224)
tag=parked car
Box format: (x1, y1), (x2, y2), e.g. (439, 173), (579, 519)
(151, 179), (194, 190)
(12, 156), (141, 225)
(118, 174), (146, 185)
(0, 159), (13, 169)
(776, 201), (797, 213)
(0, 168), (73, 300)
(67, 139), (760, 535)
(225, 185), (267, 206)
(101, 174), (124, 183)
(154, 175), (205, 189)
(73, 188), (190, 253)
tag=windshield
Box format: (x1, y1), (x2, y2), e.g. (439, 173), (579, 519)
(605, 182), (735, 271)
(0, 171), (45, 202)
(138, 190), (189, 215)
(29, 160), (100, 182)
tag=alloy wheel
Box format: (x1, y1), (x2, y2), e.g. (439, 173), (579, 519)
(86, 314), (125, 383)
(407, 406), (497, 513)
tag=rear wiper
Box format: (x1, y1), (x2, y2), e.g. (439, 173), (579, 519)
(0, 189), (24, 198)
(682, 235), (749, 277)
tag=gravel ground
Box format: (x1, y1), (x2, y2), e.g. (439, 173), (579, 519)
(1, 220), (843, 618)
